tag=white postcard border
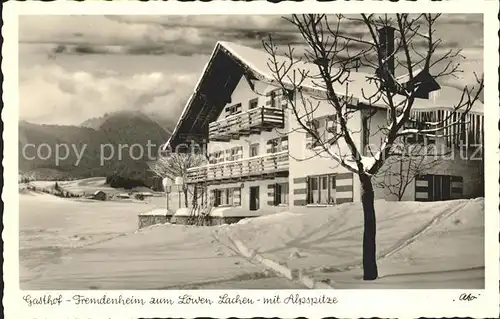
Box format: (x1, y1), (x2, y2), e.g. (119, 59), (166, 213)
(3, 1), (499, 318)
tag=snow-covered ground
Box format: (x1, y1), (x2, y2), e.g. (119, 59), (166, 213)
(20, 188), (298, 289)
(218, 198), (484, 289)
(20, 182), (484, 289)
(20, 191), (153, 284)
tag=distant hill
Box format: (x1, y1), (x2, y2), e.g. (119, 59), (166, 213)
(146, 111), (177, 135)
(82, 110), (175, 134)
(19, 111), (173, 190)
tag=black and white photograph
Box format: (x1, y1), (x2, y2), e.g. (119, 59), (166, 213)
(4, 1), (499, 318)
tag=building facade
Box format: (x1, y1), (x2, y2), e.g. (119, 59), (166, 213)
(165, 40), (484, 216)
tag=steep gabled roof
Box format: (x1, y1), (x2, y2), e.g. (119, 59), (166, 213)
(165, 41), (483, 149)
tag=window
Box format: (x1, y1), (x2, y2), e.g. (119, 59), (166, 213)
(308, 177), (319, 204)
(268, 136), (288, 153)
(320, 176), (328, 204)
(307, 174), (336, 204)
(250, 143), (259, 157)
(213, 187), (241, 207)
(415, 174), (463, 201)
(209, 151), (224, 164)
(415, 174), (460, 201)
(274, 183), (289, 205)
(225, 103), (242, 117)
(220, 188), (228, 205)
(214, 189), (222, 206)
(226, 146), (243, 161)
(306, 115), (337, 148)
(249, 98), (259, 110)
(226, 188), (233, 206)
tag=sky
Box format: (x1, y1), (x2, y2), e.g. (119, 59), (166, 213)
(19, 14), (483, 126)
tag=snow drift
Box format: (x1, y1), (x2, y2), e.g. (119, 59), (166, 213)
(218, 198), (484, 288)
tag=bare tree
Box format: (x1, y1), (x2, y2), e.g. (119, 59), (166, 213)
(148, 153), (206, 208)
(374, 140), (445, 201)
(264, 14), (483, 280)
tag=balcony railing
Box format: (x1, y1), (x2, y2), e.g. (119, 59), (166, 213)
(186, 150), (289, 184)
(209, 106), (285, 141)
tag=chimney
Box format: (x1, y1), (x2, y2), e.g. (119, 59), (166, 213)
(377, 26), (396, 91)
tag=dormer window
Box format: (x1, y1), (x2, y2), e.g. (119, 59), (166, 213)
(249, 98), (259, 110)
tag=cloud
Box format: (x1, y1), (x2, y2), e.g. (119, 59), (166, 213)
(20, 15), (204, 46)
(18, 14), (483, 126)
(20, 14), (482, 58)
(107, 15), (291, 32)
(20, 15), (297, 57)
(44, 42), (213, 57)
(19, 64), (197, 125)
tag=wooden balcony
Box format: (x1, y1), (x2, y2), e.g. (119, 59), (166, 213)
(186, 151), (289, 184)
(209, 106), (285, 141)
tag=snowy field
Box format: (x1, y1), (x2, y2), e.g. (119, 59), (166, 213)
(219, 198), (485, 289)
(26, 177), (164, 197)
(20, 178), (484, 289)
(20, 179), (299, 289)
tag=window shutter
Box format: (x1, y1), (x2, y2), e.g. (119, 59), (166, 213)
(209, 190), (215, 206)
(426, 175), (434, 201)
(281, 137), (288, 151)
(306, 176), (310, 204)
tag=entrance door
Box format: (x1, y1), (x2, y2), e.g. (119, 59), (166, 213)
(249, 186), (260, 211)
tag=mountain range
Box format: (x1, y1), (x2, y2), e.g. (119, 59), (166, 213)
(19, 110), (175, 189)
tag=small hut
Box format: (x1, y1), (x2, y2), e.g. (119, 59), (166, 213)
(91, 190), (107, 201)
(116, 193), (131, 199)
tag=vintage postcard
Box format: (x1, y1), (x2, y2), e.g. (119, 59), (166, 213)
(3, 0), (499, 318)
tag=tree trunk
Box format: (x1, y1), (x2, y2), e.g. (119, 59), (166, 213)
(359, 173), (378, 280)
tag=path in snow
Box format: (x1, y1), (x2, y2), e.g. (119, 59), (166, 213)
(22, 222), (304, 290)
(218, 199), (484, 289)
(20, 190), (483, 289)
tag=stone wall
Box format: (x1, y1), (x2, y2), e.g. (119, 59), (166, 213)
(138, 214), (172, 229)
(138, 213), (256, 229)
(210, 216), (248, 225)
(172, 215), (254, 226)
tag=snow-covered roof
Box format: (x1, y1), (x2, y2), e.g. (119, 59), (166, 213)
(218, 41), (375, 100)
(219, 41), (483, 115)
(173, 208), (193, 217)
(165, 41), (483, 149)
